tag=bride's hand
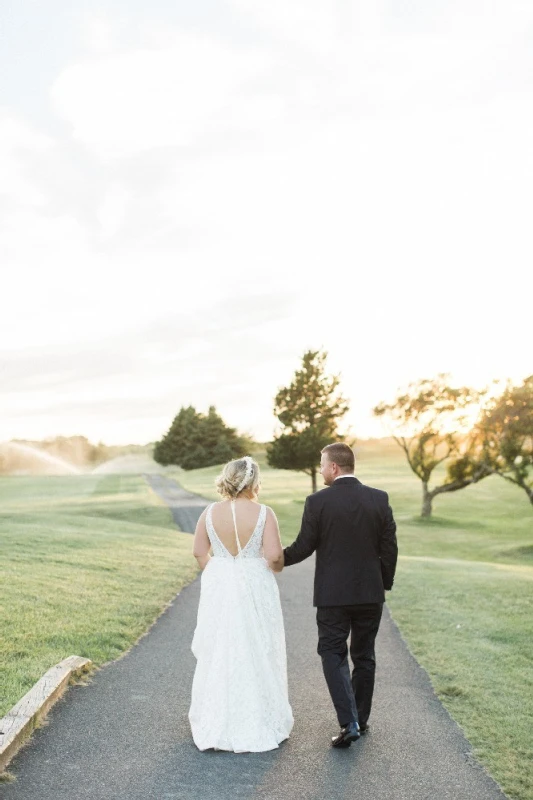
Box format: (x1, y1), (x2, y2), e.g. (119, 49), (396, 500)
(262, 556), (281, 572)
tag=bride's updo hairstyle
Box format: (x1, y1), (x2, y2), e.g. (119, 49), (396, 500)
(215, 455), (260, 499)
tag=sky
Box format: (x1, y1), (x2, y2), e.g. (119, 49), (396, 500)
(1, 0), (532, 446)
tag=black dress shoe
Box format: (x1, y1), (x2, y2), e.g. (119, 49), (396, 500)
(359, 722), (369, 734)
(331, 721), (361, 748)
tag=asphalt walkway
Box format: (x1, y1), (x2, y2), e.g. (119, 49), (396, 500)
(144, 473), (208, 532)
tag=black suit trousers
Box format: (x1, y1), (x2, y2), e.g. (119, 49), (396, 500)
(316, 603), (384, 728)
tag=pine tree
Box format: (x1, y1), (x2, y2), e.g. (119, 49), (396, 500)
(154, 405), (251, 469)
(267, 349), (350, 492)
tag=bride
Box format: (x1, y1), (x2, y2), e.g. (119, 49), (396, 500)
(188, 455), (294, 752)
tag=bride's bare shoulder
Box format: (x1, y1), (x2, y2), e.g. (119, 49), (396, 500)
(263, 505), (279, 523)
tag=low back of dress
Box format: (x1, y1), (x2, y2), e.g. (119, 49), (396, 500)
(206, 502), (267, 559)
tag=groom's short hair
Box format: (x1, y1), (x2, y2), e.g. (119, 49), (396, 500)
(321, 442), (355, 472)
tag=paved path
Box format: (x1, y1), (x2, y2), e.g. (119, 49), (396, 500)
(144, 474), (208, 532)
(1, 480), (508, 800)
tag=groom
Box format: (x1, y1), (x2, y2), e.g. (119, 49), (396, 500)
(280, 442), (398, 748)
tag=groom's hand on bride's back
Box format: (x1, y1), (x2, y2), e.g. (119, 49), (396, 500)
(263, 506), (285, 572)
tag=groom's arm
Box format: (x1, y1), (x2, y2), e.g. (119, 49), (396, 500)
(283, 496), (319, 567)
(379, 494), (398, 590)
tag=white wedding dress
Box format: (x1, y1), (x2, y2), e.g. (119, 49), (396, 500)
(188, 501), (294, 752)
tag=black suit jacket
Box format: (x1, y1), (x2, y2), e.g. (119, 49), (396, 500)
(283, 476), (398, 607)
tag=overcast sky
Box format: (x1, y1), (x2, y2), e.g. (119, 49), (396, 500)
(1, 0), (532, 445)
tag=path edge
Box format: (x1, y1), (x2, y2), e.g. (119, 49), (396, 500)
(0, 655), (93, 773)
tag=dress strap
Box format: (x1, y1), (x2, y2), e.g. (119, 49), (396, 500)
(206, 502), (215, 530)
(206, 503), (221, 543)
(230, 499), (242, 556)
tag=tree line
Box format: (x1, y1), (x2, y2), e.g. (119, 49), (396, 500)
(153, 350), (532, 517)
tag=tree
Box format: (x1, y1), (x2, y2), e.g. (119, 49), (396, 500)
(373, 374), (491, 517)
(475, 375), (533, 505)
(153, 405), (250, 469)
(267, 349), (350, 492)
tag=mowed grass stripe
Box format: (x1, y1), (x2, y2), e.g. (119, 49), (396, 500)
(399, 554), (533, 578)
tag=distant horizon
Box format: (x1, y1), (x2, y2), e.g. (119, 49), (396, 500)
(6, 432), (399, 449)
(3, 368), (528, 449)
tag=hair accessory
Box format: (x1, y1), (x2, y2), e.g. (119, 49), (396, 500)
(236, 456), (254, 493)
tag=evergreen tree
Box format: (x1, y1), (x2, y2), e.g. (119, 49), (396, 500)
(154, 405), (251, 469)
(267, 349), (350, 492)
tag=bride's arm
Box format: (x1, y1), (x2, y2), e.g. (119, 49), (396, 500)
(263, 507), (284, 572)
(192, 508), (212, 569)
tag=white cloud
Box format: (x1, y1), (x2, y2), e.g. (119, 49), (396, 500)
(96, 182), (129, 238)
(50, 30), (281, 159)
(81, 11), (115, 53)
(229, 0), (342, 57)
(0, 115), (53, 207)
(1, 3), (532, 443)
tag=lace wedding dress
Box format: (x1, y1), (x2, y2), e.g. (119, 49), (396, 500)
(189, 501), (294, 752)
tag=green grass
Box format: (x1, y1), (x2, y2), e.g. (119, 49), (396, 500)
(389, 557), (532, 800)
(0, 474), (198, 719)
(176, 444), (533, 800)
(2, 447), (531, 798)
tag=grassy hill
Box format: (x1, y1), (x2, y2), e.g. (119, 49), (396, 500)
(0, 473), (197, 721)
(1, 442), (531, 798)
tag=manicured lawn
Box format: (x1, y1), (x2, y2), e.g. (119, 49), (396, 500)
(0, 474), (197, 719)
(389, 556), (532, 800)
(2, 447), (531, 799)
(176, 444), (533, 800)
